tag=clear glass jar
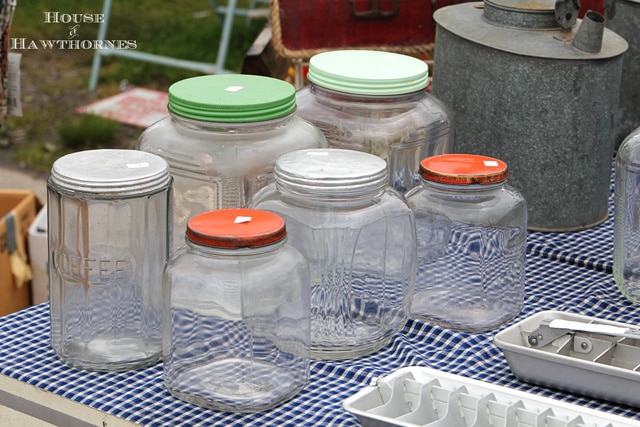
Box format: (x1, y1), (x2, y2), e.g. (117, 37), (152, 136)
(295, 50), (454, 194)
(250, 148), (416, 359)
(614, 127), (640, 304)
(137, 74), (327, 248)
(406, 154), (527, 332)
(163, 208), (310, 412)
(48, 149), (172, 371)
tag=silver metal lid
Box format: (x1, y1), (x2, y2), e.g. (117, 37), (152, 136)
(434, 1), (627, 59)
(274, 149), (388, 198)
(49, 149), (171, 195)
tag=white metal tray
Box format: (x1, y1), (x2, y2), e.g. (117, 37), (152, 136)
(342, 366), (639, 426)
(494, 310), (640, 408)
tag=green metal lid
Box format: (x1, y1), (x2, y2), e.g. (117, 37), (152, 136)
(168, 74), (296, 122)
(307, 50), (429, 96)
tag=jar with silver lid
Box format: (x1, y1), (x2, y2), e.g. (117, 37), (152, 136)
(163, 208), (310, 412)
(295, 49), (454, 193)
(250, 148), (416, 359)
(137, 74), (327, 248)
(406, 154), (527, 332)
(48, 149), (172, 371)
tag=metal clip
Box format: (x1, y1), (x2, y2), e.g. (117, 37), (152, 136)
(527, 319), (570, 348)
(349, 0), (400, 19)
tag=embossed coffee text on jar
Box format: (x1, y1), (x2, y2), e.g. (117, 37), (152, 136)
(48, 149), (172, 371)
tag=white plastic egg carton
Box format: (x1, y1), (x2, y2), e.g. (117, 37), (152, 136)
(342, 366), (640, 427)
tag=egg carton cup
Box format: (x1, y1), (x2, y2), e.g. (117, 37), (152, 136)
(342, 366), (640, 427)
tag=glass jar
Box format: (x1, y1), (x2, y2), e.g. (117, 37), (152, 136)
(295, 49), (454, 194)
(406, 154), (527, 332)
(137, 74), (327, 248)
(614, 127), (640, 304)
(250, 148), (416, 359)
(163, 208), (310, 412)
(48, 149), (172, 371)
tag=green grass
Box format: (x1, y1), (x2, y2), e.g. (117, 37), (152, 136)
(4, 0), (268, 171)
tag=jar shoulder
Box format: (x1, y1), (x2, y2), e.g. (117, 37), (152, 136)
(407, 185), (527, 224)
(251, 188), (413, 224)
(137, 114), (327, 155)
(296, 87), (453, 125)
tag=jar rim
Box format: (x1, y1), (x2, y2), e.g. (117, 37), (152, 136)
(186, 208), (287, 248)
(420, 154), (508, 185)
(307, 50), (429, 96)
(168, 75), (296, 122)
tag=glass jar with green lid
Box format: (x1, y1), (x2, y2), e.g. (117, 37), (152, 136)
(137, 74), (328, 249)
(295, 49), (454, 194)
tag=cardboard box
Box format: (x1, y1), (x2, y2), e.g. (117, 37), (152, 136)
(0, 190), (39, 317)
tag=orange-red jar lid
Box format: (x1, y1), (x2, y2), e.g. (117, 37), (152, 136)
(186, 208), (286, 248)
(420, 154), (508, 185)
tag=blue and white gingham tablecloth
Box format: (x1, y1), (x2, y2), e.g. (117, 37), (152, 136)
(2, 169), (640, 426)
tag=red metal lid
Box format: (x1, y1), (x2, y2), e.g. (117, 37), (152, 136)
(420, 154), (508, 185)
(186, 208), (286, 248)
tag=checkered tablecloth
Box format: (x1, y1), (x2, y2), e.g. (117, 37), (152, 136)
(2, 168), (640, 426)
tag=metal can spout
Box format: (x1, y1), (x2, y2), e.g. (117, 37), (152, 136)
(573, 10), (605, 53)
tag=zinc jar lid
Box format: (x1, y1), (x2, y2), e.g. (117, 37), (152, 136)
(186, 208), (287, 248)
(274, 148), (388, 196)
(420, 154), (508, 185)
(49, 149), (171, 195)
(168, 74), (296, 122)
(307, 50), (429, 96)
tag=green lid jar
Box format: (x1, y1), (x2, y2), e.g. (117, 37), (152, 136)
(168, 74), (296, 122)
(137, 74), (327, 249)
(296, 50), (454, 194)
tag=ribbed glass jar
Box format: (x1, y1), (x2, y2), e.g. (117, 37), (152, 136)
(614, 127), (640, 304)
(163, 208), (310, 412)
(48, 149), (171, 371)
(406, 154), (527, 332)
(137, 74), (327, 248)
(295, 50), (454, 194)
(250, 148), (416, 359)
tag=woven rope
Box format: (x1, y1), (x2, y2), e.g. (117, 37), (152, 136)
(268, 0), (435, 61)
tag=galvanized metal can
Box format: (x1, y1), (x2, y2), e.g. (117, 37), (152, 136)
(432, 0), (628, 231)
(605, 0), (640, 148)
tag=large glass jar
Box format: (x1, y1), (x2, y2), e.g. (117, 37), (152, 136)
(48, 149), (171, 371)
(137, 74), (327, 248)
(250, 148), (416, 359)
(295, 49), (454, 194)
(406, 154), (527, 332)
(614, 127), (640, 304)
(163, 208), (310, 412)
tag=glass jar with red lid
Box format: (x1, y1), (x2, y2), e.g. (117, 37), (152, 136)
(163, 208), (310, 412)
(406, 154), (527, 332)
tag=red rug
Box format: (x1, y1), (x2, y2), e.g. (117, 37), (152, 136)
(76, 87), (168, 128)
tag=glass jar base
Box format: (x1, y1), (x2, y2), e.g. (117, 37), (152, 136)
(410, 310), (519, 333)
(57, 338), (162, 372)
(165, 358), (307, 412)
(310, 337), (391, 360)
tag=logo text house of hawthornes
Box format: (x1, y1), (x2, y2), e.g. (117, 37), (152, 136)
(11, 11), (136, 50)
